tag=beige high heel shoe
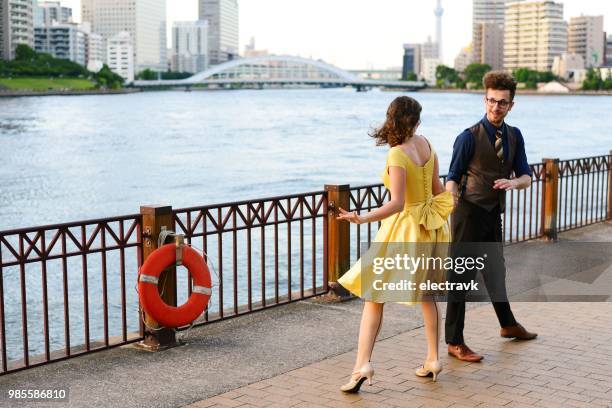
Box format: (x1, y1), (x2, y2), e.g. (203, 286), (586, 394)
(340, 362), (374, 393)
(415, 360), (442, 382)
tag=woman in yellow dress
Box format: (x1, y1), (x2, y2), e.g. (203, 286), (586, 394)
(337, 96), (454, 393)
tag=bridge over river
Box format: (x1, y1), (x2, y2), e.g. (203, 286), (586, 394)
(133, 55), (425, 91)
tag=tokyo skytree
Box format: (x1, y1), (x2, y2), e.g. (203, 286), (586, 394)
(434, 0), (444, 60)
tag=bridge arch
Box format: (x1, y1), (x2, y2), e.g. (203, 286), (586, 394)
(133, 55), (425, 89)
(183, 55), (360, 83)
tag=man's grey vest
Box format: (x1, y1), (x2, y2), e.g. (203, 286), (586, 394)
(461, 122), (517, 212)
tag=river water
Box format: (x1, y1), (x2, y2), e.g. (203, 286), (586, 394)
(1, 88), (610, 230)
(0, 88), (610, 363)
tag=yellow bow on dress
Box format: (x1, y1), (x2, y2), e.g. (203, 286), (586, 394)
(414, 191), (454, 231)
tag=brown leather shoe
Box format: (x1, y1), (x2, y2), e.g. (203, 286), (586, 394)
(500, 323), (537, 340)
(447, 343), (483, 362)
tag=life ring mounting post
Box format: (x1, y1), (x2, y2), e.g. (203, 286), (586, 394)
(135, 205), (183, 352)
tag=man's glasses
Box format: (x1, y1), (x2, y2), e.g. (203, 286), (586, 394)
(485, 97), (512, 108)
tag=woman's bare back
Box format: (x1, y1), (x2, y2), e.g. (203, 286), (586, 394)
(397, 135), (432, 167)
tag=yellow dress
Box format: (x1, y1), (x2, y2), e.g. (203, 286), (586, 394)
(338, 143), (454, 304)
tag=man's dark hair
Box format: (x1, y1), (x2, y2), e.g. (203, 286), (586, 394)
(483, 71), (517, 100)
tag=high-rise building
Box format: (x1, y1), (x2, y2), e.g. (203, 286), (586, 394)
(81, 0), (166, 72)
(171, 20), (208, 73)
(402, 43), (421, 80)
(473, 22), (504, 70)
(473, 0), (508, 27)
(35, 1), (72, 26)
(434, 0), (443, 61)
(199, 0), (238, 66)
(606, 34), (612, 67)
(80, 22), (105, 72)
(454, 44), (473, 72)
(401, 37), (441, 81)
(422, 58), (443, 85)
(243, 36), (268, 57)
(472, 0), (514, 70)
(107, 31), (134, 82)
(1, 0), (34, 60)
(568, 15), (604, 68)
(504, 1), (567, 72)
(422, 36), (439, 60)
(34, 22), (86, 66)
(33, 2), (86, 67)
(0, 0), (6, 59)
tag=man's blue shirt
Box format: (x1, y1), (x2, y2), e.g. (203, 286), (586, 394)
(447, 115), (532, 184)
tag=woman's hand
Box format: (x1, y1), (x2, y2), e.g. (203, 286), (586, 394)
(336, 208), (364, 224)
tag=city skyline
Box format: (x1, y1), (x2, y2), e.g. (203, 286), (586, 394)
(58, 0), (612, 69)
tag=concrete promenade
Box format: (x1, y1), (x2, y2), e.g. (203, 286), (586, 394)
(0, 223), (610, 408)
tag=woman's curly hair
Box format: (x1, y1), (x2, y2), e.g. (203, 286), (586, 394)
(369, 96), (422, 147)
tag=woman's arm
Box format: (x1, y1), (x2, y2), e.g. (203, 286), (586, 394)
(337, 166), (406, 224)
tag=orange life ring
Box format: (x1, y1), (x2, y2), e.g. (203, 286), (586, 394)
(138, 243), (212, 328)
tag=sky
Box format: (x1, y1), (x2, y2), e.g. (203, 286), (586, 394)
(62, 0), (612, 70)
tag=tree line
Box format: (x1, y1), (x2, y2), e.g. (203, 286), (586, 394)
(434, 63), (611, 91)
(0, 45), (125, 89)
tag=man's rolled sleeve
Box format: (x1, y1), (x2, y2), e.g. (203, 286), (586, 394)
(447, 130), (474, 184)
(512, 128), (532, 178)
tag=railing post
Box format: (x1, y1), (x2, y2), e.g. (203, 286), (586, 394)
(541, 158), (560, 241)
(137, 205), (180, 350)
(608, 150), (612, 221)
(324, 184), (351, 299)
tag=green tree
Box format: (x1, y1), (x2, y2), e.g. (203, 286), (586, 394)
(136, 68), (157, 80)
(404, 72), (418, 81)
(14, 44), (36, 61)
(514, 68), (538, 89)
(582, 68), (603, 91)
(537, 71), (554, 83)
(513, 68), (530, 83)
(94, 64), (124, 89)
(2, 45), (89, 77)
(161, 71), (193, 80)
(455, 79), (467, 89)
(464, 63), (491, 88)
(513, 68), (556, 89)
(435, 65), (459, 88)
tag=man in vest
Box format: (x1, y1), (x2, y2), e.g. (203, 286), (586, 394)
(445, 71), (537, 362)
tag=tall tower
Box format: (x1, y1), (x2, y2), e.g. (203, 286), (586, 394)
(434, 0), (443, 61)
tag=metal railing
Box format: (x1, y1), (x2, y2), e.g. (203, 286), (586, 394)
(557, 155), (610, 232)
(503, 162), (545, 243)
(0, 152), (610, 375)
(348, 183), (391, 261)
(0, 215), (142, 374)
(172, 190), (329, 324)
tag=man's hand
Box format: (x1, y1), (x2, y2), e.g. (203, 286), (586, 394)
(493, 178), (517, 191)
(494, 174), (532, 191)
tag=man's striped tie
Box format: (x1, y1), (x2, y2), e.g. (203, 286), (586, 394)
(495, 128), (504, 162)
